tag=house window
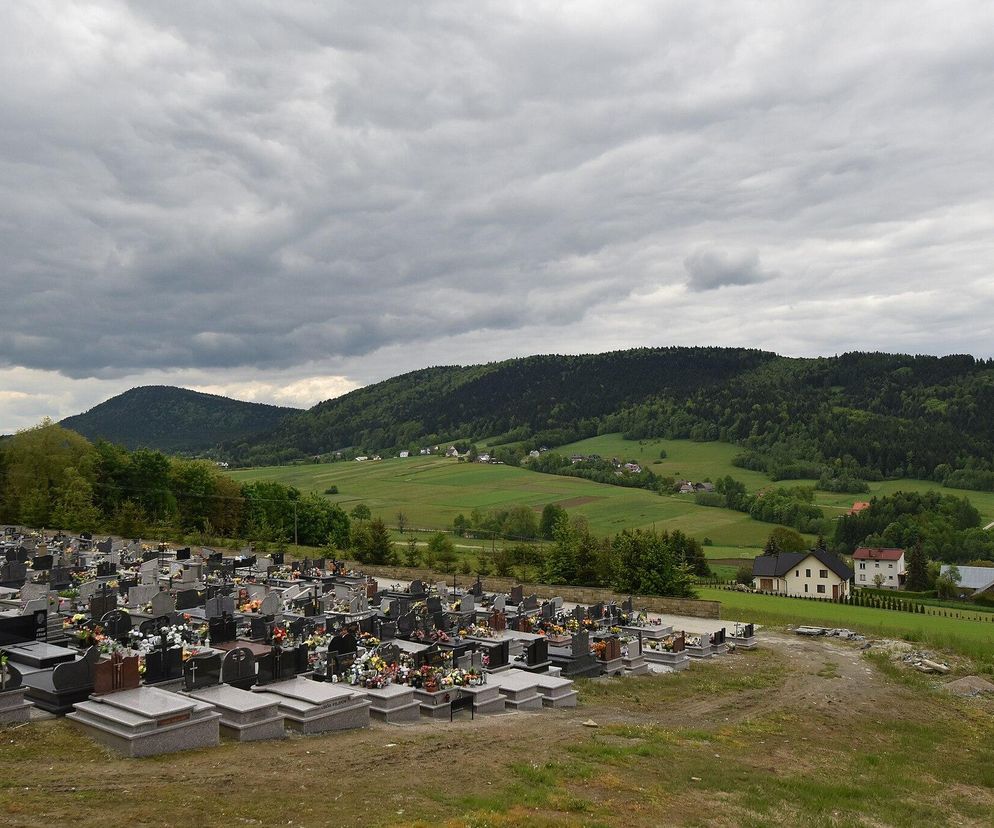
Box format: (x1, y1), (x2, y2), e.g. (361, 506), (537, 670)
(888, 563), (893, 568)
(804, 584), (809, 593)
(819, 569), (828, 578)
(859, 574), (866, 581)
(859, 563), (865, 570)
(805, 569), (811, 577)
(795, 570), (800, 577)
(817, 585), (826, 594)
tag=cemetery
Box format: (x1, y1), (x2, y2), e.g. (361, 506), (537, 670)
(0, 527), (760, 760)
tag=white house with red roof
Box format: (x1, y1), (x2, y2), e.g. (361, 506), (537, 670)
(853, 547), (906, 589)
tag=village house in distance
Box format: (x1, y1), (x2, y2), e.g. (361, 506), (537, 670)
(852, 547), (907, 589)
(751, 548), (854, 600)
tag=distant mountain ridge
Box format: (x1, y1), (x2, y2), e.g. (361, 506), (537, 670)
(60, 385), (299, 453)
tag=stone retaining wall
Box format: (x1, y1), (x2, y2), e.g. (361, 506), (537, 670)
(345, 560), (721, 619)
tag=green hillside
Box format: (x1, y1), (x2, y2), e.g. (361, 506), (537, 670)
(228, 454), (779, 545)
(60, 385), (299, 454)
(222, 348), (994, 499)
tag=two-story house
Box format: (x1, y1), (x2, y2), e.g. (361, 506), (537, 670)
(752, 548), (853, 600)
(852, 547), (906, 589)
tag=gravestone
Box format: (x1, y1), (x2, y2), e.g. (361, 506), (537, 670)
(460, 593), (475, 613)
(175, 548), (191, 561)
(259, 593), (280, 616)
(397, 612), (415, 636)
(183, 652), (222, 691)
(204, 595), (235, 619)
(257, 644), (307, 685)
(523, 594), (539, 611)
(138, 615), (171, 636)
(409, 580), (426, 596)
(0, 610), (47, 646)
(208, 613), (237, 644)
(510, 585), (523, 604)
(129, 584), (156, 608)
(93, 651), (141, 695)
(378, 643), (401, 665)
(470, 577), (483, 598)
(490, 610), (506, 632)
(492, 595), (505, 613)
(95, 561), (117, 578)
(143, 646), (183, 684)
(221, 647), (257, 690)
(175, 589), (203, 611)
(621, 596), (634, 614)
(99, 609), (133, 641)
(426, 596), (442, 614)
(540, 602), (553, 621)
(250, 617), (274, 642)
(89, 584), (117, 620)
(150, 591), (176, 618)
(524, 638), (549, 670)
(31, 554), (53, 571)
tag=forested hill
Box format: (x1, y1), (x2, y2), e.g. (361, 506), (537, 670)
(229, 347), (771, 465)
(60, 386), (299, 454)
(224, 348), (994, 488)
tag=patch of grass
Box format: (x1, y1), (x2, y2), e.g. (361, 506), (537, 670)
(702, 587), (994, 660)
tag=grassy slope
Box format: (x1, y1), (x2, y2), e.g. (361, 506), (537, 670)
(551, 433), (772, 491)
(230, 436), (994, 554)
(4, 646), (993, 827)
(229, 455), (777, 545)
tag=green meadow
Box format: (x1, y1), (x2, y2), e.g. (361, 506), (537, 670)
(230, 435), (994, 551)
(229, 454), (775, 544)
(550, 433), (773, 491)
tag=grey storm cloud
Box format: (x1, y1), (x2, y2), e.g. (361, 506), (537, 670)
(683, 247), (774, 292)
(2, 1), (994, 429)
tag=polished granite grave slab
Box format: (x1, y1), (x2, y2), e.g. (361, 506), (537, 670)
(185, 684), (285, 741)
(534, 673), (579, 709)
(67, 686), (221, 757)
(486, 669), (543, 711)
(251, 678), (370, 734)
(353, 682), (421, 724)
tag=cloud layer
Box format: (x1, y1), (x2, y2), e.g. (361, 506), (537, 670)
(2, 2), (994, 430)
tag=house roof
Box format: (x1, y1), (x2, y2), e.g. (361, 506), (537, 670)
(853, 547), (905, 561)
(849, 501), (871, 514)
(940, 565), (994, 591)
(753, 548), (853, 581)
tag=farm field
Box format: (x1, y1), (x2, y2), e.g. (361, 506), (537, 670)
(229, 456), (779, 545)
(699, 587), (994, 660)
(229, 436), (994, 550)
(550, 433), (772, 491)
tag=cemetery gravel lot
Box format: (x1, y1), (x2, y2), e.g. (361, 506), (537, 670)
(2, 634), (993, 827)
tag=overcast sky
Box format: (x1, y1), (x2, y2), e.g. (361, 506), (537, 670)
(3, 1), (994, 432)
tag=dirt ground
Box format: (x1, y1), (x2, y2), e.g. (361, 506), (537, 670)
(2, 633), (991, 828)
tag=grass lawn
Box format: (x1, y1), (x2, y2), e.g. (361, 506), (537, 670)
(703, 587), (994, 661)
